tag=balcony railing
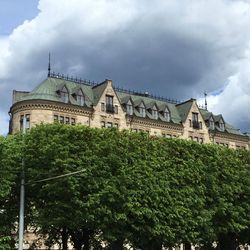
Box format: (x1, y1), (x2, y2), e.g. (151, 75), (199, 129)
(192, 120), (200, 129)
(106, 104), (115, 113)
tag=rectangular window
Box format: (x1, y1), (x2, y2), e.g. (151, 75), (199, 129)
(71, 118), (76, 125)
(139, 107), (146, 117)
(126, 104), (133, 115)
(20, 114), (30, 132)
(106, 122), (112, 128)
(210, 120), (215, 130)
(65, 117), (70, 124)
(106, 95), (114, 113)
(113, 123), (118, 128)
(114, 105), (118, 114)
(194, 137), (199, 142)
(59, 116), (64, 123)
(164, 112), (170, 122)
(152, 109), (158, 119)
(200, 138), (204, 144)
(54, 115), (59, 122)
(199, 122), (202, 129)
(101, 121), (105, 128)
(25, 114), (30, 129)
(192, 113), (199, 129)
(101, 102), (105, 111)
(20, 115), (24, 131)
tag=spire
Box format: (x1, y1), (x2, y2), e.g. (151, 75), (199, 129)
(48, 53), (51, 77)
(204, 91), (207, 110)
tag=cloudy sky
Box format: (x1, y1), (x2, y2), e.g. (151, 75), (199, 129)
(0, 0), (250, 134)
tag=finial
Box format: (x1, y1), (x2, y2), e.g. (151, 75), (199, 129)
(48, 53), (51, 77)
(204, 91), (207, 110)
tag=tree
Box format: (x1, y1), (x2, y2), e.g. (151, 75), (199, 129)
(0, 134), (23, 249)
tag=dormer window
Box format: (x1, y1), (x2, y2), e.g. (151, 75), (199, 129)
(163, 108), (170, 122)
(126, 100), (133, 115)
(76, 89), (84, 106)
(151, 106), (158, 120)
(209, 117), (215, 130)
(139, 103), (146, 117)
(61, 86), (69, 103)
(219, 119), (225, 131)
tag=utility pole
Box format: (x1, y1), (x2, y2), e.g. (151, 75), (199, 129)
(18, 116), (26, 250)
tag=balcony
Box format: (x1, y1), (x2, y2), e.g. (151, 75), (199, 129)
(106, 104), (115, 113)
(192, 120), (200, 129)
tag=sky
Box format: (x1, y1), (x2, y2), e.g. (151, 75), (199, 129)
(0, 0), (250, 135)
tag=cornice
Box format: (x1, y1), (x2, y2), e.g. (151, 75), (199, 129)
(10, 99), (92, 116)
(209, 130), (249, 142)
(127, 116), (183, 131)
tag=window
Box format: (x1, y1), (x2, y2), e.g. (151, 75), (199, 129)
(200, 138), (204, 144)
(199, 122), (202, 129)
(101, 121), (105, 128)
(194, 137), (199, 142)
(59, 116), (64, 123)
(139, 103), (146, 117)
(101, 102), (105, 111)
(65, 117), (70, 124)
(219, 120), (225, 131)
(126, 101), (133, 115)
(106, 95), (114, 113)
(61, 86), (69, 103)
(113, 123), (118, 128)
(152, 106), (158, 119)
(163, 108), (170, 122)
(106, 122), (113, 128)
(209, 118), (215, 130)
(71, 118), (76, 125)
(54, 115), (58, 122)
(114, 105), (118, 114)
(192, 113), (199, 129)
(189, 119), (192, 127)
(20, 114), (30, 132)
(76, 90), (84, 106)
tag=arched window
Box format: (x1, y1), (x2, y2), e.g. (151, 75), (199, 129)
(61, 86), (69, 103)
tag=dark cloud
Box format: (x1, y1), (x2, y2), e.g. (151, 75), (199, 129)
(0, 0), (250, 134)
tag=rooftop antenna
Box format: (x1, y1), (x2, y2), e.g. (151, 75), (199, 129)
(204, 91), (207, 110)
(48, 53), (51, 77)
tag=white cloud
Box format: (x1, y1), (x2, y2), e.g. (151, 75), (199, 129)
(0, 0), (250, 134)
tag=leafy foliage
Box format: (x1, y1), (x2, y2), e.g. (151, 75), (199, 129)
(0, 124), (250, 249)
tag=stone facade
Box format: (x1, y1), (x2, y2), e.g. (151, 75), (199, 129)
(9, 75), (250, 150)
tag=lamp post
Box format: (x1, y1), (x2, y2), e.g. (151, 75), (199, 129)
(18, 116), (26, 250)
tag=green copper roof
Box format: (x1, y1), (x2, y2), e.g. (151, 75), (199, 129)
(12, 76), (247, 136)
(176, 100), (193, 122)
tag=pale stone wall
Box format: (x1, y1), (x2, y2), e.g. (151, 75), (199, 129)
(9, 83), (249, 149)
(91, 80), (128, 129)
(181, 100), (210, 144)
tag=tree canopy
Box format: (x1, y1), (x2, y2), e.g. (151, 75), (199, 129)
(0, 123), (249, 250)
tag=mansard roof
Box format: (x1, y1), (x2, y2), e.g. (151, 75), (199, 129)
(11, 74), (247, 137)
(200, 109), (245, 136)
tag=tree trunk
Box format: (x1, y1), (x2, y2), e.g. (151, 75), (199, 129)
(218, 233), (237, 250)
(61, 227), (68, 250)
(184, 242), (192, 250)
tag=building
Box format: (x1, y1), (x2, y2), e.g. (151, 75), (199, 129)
(9, 73), (249, 149)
